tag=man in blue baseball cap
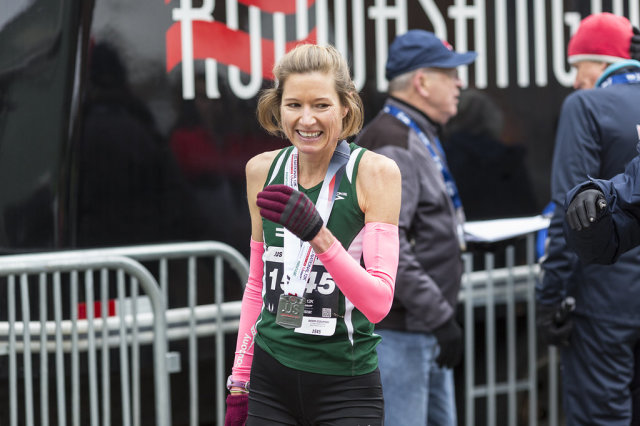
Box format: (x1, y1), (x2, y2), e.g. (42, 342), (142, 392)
(356, 29), (476, 426)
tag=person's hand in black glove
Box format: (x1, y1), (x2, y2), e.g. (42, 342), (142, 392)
(565, 188), (607, 231)
(433, 317), (462, 369)
(536, 302), (574, 347)
(631, 26), (640, 61)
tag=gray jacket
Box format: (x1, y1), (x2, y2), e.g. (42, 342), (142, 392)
(355, 97), (462, 332)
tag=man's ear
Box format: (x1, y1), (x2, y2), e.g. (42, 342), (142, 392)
(413, 71), (429, 97)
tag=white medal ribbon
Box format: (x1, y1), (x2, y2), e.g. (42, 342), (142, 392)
(281, 141), (350, 297)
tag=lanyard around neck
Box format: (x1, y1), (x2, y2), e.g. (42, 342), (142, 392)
(384, 104), (462, 209)
(595, 60), (640, 88)
(282, 140), (350, 296)
(598, 71), (640, 88)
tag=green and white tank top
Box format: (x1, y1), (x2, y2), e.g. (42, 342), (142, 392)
(255, 142), (380, 376)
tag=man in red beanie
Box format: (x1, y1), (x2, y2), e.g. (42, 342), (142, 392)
(567, 12), (637, 89)
(537, 12), (640, 425)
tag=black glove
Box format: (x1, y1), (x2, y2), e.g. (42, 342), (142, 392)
(433, 317), (462, 369)
(565, 188), (607, 231)
(631, 26), (640, 61)
(536, 302), (574, 347)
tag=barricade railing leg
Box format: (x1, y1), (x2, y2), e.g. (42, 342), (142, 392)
(527, 234), (538, 426)
(188, 256), (198, 426)
(53, 272), (67, 426)
(485, 252), (496, 426)
(505, 246), (517, 426)
(39, 273), (49, 426)
(215, 255), (226, 426)
(463, 253), (474, 426)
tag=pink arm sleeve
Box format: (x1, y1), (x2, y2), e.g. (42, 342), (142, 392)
(230, 239), (264, 382)
(315, 222), (399, 323)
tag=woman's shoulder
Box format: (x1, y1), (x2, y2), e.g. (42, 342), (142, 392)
(246, 148), (284, 180)
(358, 149), (401, 180)
(354, 147), (402, 223)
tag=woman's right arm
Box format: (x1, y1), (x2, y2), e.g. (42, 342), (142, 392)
(229, 151), (278, 389)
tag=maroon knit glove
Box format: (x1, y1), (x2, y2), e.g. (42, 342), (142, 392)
(224, 393), (248, 426)
(256, 184), (323, 241)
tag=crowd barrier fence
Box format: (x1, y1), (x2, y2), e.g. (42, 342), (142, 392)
(0, 253), (170, 426)
(0, 237), (561, 426)
(461, 233), (562, 426)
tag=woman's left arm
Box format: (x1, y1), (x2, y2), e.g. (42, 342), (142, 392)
(311, 152), (401, 322)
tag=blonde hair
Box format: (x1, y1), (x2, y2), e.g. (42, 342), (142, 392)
(256, 44), (363, 140)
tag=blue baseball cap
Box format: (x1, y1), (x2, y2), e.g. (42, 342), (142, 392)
(385, 30), (477, 81)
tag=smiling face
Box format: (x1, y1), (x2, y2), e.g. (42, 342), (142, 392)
(280, 71), (348, 157)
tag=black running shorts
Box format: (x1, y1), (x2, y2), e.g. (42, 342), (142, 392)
(246, 344), (384, 426)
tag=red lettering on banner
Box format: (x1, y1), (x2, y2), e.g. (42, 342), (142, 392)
(238, 0), (316, 14)
(166, 21), (317, 79)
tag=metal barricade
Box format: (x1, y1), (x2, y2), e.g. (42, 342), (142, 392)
(460, 233), (562, 426)
(0, 253), (170, 426)
(0, 238), (562, 425)
(93, 242), (248, 426)
(2, 242), (248, 426)
(75, 242), (248, 426)
(0, 242), (248, 426)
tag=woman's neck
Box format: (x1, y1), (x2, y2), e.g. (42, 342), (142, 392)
(297, 162), (329, 188)
(296, 150), (333, 188)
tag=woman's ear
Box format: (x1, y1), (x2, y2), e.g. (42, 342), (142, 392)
(342, 92), (353, 119)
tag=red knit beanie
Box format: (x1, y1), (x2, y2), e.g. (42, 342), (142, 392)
(567, 13), (632, 64)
